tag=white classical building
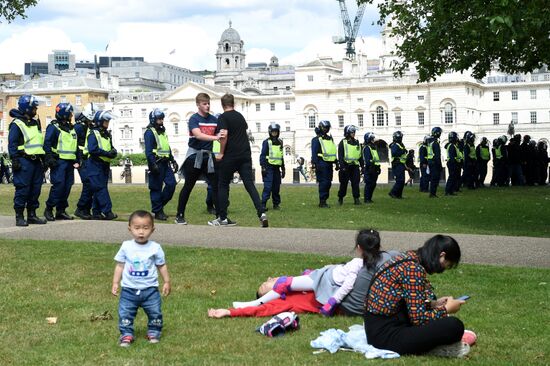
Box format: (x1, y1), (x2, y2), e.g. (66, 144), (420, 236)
(105, 22), (550, 181)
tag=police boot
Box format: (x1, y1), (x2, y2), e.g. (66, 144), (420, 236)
(102, 211), (118, 220)
(318, 200), (330, 208)
(338, 197), (343, 205)
(44, 206), (56, 221)
(55, 210), (74, 220)
(354, 198), (362, 205)
(15, 208), (28, 227)
(155, 210), (168, 221)
(27, 209), (47, 225)
(74, 208), (92, 220)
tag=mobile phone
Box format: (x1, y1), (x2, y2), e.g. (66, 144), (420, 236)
(456, 295), (470, 301)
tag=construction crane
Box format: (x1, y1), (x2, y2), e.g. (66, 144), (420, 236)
(332, 0), (367, 59)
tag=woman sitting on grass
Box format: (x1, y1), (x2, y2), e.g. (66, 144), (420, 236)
(209, 229), (400, 318)
(364, 234), (474, 358)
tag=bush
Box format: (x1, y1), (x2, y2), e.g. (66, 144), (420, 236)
(110, 153), (148, 166)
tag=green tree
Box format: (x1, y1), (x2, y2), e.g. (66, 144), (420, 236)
(0, 0), (38, 23)
(361, 0), (550, 82)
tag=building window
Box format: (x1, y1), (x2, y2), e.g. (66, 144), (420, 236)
(395, 113), (401, 126)
(60, 95), (67, 103)
(121, 109), (133, 118)
(75, 95), (81, 106)
(45, 96), (52, 106)
(511, 112), (518, 125)
(511, 90), (518, 100)
(286, 86), (290, 91)
(417, 112), (425, 126)
(338, 115), (344, 128)
(285, 121), (290, 132)
(493, 91), (500, 101)
(307, 75), (314, 82)
(273, 86), (278, 92)
(141, 109), (147, 117)
(308, 115), (316, 128)
(255, 103), (260, 112)
(285, 101), (290, 110)
(256, 122), (261, 132)
(47, 81), (54, 88)
(530, 111), (537, 124)
(444, 103), (454, 124)
(395, 96), (401, 101)
(270, 103), (275, 111)
(530, 90), (537, 99)
(357, 114), (364, 127)
(285, 146), (292, 156)
(376, 106), (385, 126)
(417, 95), (424, 101)
(62, 81), (68, 88)
(357, 98), (363, 102)
(493, 113), (500, 125)
(121, 126), (132, 139)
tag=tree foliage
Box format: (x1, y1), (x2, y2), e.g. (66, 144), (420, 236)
(361, 0), (550, 82)
(0, 0), (38, 23)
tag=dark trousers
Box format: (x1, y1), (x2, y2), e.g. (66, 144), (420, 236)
(389, 163), (405, 198)
(148, 161), (176, 214)
(77, 159), (93, 211)
(316, 160), (333, 201)
(508, 164), (525, 186)
(463, 161), (477, 189)
(218, 156), (262, 220)
(494, 161), (508, 186)
(88, 159), (112, 215)
(177, 154), (217, 217)
(428, 163), (441, 195)
(46, 159), (75, 211)
(364, 310), (464, 355)
(445, 162), (460, 194)
(363, 171), (379, 201)
(13, 157), (44, 210)
(261, 165), (282, 206)
(419, 164), (430, 192)
(338, 164), (360, 199)
(477, 161), (488, 187)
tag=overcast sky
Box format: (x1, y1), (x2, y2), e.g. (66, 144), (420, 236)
(0, 0), (385, 74)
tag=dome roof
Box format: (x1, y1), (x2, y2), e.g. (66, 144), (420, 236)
(220, 21), (241, 43)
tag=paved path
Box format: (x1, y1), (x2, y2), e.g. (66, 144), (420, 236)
(1, 216), (548, 268)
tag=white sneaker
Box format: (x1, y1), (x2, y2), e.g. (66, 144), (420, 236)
(220, 218), (237, 226)
(260, 213), (268, 228)
(208, 217), (221, 226)
(427, 341), (470, 358)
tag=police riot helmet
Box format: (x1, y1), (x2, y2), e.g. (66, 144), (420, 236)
(364, 132), (376, 144)
(149, 108), (165, 125)
(492, 138), (498, 146)
(343, 125), (357, 138)
(18, 94), (40, 116)
(392, 130), (403, 143)
(93, 110), (114, 128)
(463, 131), (472, 141)
(268, 122), (281, 135)
(448, 131), (458, 143)
(55, 102), (74, 122)
(431, 127), (442, 138)
(498, 135), (508, 144)
(318, 120), (331, 134)
(481, 137), (488, 145)
(423, 135), (431, 144)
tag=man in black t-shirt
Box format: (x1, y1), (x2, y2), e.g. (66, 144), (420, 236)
(208, 93), (268, 228)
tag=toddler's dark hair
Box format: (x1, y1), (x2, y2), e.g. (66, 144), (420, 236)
(356, 229), (382, 270)
(128, 210), (154, 225)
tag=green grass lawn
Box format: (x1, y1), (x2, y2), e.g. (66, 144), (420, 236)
(1, 183), (549, 237)
(1, 239), (548, 365)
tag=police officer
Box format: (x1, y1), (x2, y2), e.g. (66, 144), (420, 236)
(337, 125), (363, 205)
(145, 108), (178, 221)
(8, 94), (47, 226)
(494, 135), (509, 186)
(311, 120), (337, 208)
(43, 102), (79, 221)
(463, 131), (477, 189)
(418, 135), (430, 192)
(86, 110), (118, 220)
(476, 137), (490, 187)
(260, 122), (285, 211)
(362, 132), (380, 203)
(388, 131), (407, 199)
(73, 104), (96, 219)
(445, 131), (462, 195)
(427, 127), (443, 198)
